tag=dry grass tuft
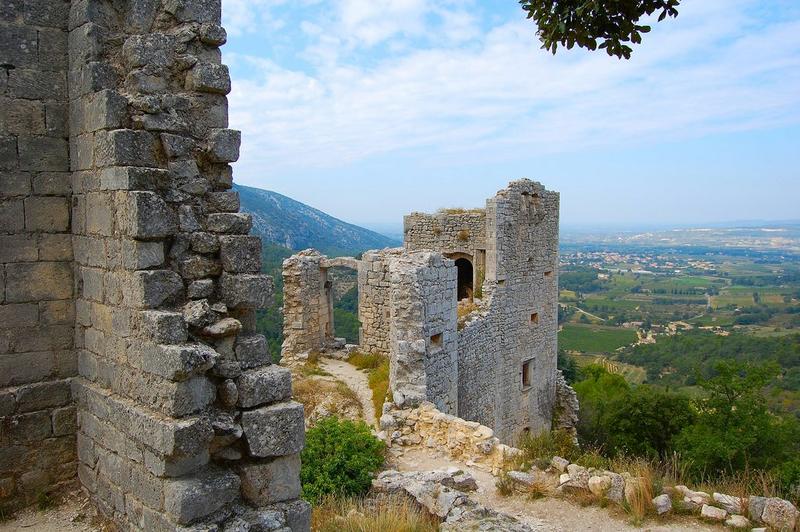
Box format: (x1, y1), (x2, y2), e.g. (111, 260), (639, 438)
(347, 351), (384, 370)
(457, 300), (479, 330)
(437, 207), (485, 215)
(312, 494), (439, 532)
(293, 376), (363, 422)
(456, 229), (470, 241)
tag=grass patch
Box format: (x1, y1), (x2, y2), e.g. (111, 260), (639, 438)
(511, 430), (580, 471)
(312, 494), (439, 532)
(293, 377), (363, 421)
(348, 351), (384, 370)
(437, 207), (485, 215)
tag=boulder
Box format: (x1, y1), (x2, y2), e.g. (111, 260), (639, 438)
(724, 515), (751, 529)
(761, 497), (798, 531)
(652, 494), (672, 515)
(712, 492), (743, 514)
(566, 464), (589, 490)
(749, 495), (767, 523)
(588, 475), (612, 497)
(551, 456), (569, 473)
(700, 504), (727, 522)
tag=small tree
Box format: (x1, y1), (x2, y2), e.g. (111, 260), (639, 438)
(301, 417), (385, 504)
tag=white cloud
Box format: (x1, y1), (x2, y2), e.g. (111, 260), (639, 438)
(227, 0), (800, 176)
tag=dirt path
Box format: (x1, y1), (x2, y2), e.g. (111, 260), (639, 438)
(0, 492), (105, 532)
(392, 448), (720, 532)
(318, 357), (377, 428)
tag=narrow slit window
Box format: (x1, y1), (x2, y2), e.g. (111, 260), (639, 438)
(530, 312), (539, 325)
(522, 359), (532, 388)
(430, 333), (443, 348)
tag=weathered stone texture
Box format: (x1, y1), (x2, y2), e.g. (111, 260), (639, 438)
(1, 0), (75, 510)
(1, 0), (307, 528)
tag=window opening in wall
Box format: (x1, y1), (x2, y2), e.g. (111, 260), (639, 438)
(329, 266), (361, 344)
(454, 258), (474, 301)
(522, 359), (532, 388)
(430, 333), (443, 349)
(544, 271), (553, 277)
(530, 312), (539, 324)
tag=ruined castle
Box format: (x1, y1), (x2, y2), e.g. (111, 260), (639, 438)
(282, 180), (576, 444)
(1, 1), (308, 529)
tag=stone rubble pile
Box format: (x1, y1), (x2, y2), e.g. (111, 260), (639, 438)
(503, 455), (800, 531)
(373, 469), (534, 532)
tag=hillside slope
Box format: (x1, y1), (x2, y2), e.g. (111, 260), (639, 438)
(235, 184), (399, 256)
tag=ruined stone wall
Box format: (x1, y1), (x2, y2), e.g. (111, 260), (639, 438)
(281, 250), (328, 364)
(388, 252), (458, 414)
(404, 211), (486, 257)
(1, 1), (76, 510)
(358, 249), (394, 355)
(458, 180), (560, 443)
(2, 1), (309, 529)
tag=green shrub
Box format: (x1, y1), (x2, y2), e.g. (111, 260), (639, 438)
(517, 429), (580, 467)
(301, 417), (385, 504)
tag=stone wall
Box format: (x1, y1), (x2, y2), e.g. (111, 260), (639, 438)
(1, 1), (76, 510)
(388, 252), (458, 414)
(1, 1), (309, 529)
(281, 250), (329, 364)
(404, 211), (487, 258)
(358, 249), (393, 355)
(462, 180), (560, 443)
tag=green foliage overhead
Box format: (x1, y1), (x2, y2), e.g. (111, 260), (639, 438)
(300, 417), (385, 505)
(519, 0), (681, 59)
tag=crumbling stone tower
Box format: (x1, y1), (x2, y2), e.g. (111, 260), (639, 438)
(1, 1), (308, 529)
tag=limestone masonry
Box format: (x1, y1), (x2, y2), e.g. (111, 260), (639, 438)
(1, 1), (308, 529)
(282, 180), (577, 444)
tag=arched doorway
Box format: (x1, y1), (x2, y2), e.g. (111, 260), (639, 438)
(455, 258), (473, 301)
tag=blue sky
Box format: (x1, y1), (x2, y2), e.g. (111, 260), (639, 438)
(222, 0), (800, 231)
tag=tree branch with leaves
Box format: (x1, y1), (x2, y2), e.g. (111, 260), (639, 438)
(519, 0), (681, 59)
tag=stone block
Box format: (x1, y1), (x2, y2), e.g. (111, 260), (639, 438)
(219, 273), (274, 309)
(190, 232), (218, 253)
(0, 352), (55, 387)
(235, 334), (271, 369)
(0, 234), (37, 262)
(122, 191), (177, 239)
(7, 410), (52, 442)
(219, 235), (261, 273)
(239, 455), (301, 505)
(39, 299), (74, 324)
(171, 0), (222, 24)
(52, 405), (78, 436)
(0, 97), (45, 135)
(0, 199), (24, 232)
(178, 254), (221, 280)
(5, 262), (73, 302)
(45, 102), (69, 137)
(122, 33), (173, 69)
(237, 365), (292, 408)
(186, 63), (231, 94)
(24, 196), (70, 232)
(206, 212), (252, 234)
(140, 310), (188, 344)
(37, 27), (67, 71)
(23, 0), (69, 28)
(18, 136), (69, 171)
(0, 172), (30, 196)
(127, 270), (183, 308)
(242, 401), (305, 457)
(205, 191), (239, 213)
(187, 279), (214, 299)
(68, 22), (105, 63)
(127, 342), (217, 381)
(199, 23), (227, 46)
(0, 135), (18, 170)
(207, 128), (240, 162)
(0, 25), (38, 68)
(75, 90), (129, 133)
(163, 468), (240, 525)
(122, 240), (164, 269)
(0, 391), (15, 417)
(68, 62), (116, 98)
(761, 498), (798, 531)
(160, 133), (194, 159)
(15, 379), (72, 413)
(33, 172), (71, 195)
(7, 69), (67, 101)
(94, 129), (158, 168)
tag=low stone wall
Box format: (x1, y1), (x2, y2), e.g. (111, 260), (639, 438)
(381, 402), (518, 475)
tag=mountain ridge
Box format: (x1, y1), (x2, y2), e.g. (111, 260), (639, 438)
(235, 184), (400, 256)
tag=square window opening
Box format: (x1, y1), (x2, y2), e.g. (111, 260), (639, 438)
(522, 359), (532, 388)
(430, 333), (443, 348)
(530, 312), (539, 325)
(544, 271), (553, 277)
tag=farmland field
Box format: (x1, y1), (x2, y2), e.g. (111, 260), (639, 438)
(559, 323), (638, 353)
